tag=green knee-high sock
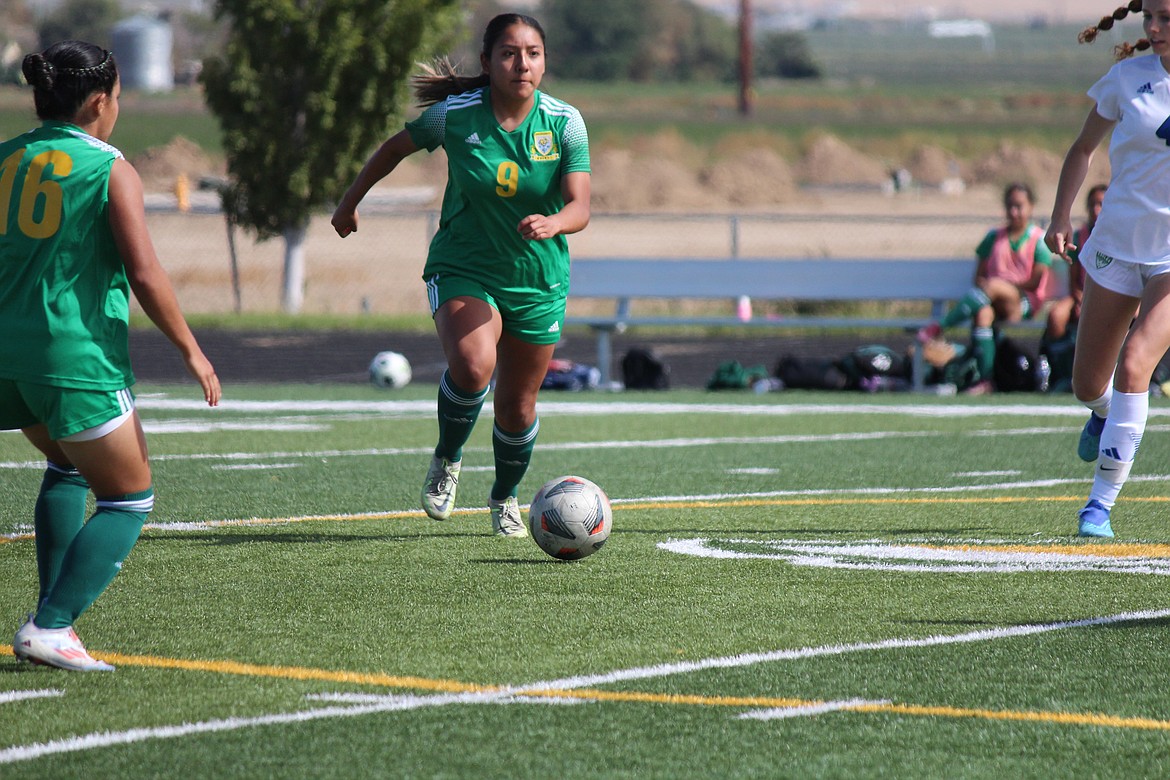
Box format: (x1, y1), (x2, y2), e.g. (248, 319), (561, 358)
(972, 326), (996, 380)
(940, 288), (991, 329)
(34, 462), (90, 608)
(434, 370), (489, 462)
(35, 489), (153, 629)
(491, 419), (539, 501)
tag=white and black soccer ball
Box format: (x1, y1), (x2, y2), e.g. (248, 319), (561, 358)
(528, 476), (613, 561)
(369, 351), (412, 389)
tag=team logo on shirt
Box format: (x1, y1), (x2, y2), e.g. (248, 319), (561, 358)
(1095, 250), (1114, 269)
(530, 131), (559, 162)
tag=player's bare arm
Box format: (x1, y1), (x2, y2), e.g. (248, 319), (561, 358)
(517, 170), (590, 240)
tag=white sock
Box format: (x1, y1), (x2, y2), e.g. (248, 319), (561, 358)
(1084, 388), (1112, 419)
(1089, 390), (1147, 508)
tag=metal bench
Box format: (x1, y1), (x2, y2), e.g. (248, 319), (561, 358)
(564, 257), (1039, 390)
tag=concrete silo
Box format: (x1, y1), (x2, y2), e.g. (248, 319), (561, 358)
(111, 15), (174, 91)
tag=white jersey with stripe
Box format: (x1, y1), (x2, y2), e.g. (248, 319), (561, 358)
(1085, 55), (1170, 265)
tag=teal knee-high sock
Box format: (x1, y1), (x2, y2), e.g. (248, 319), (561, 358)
(972, 326), (996, 380)
(35, 489), (153, 629)
(34, 462), (90, 608)
(940, 288), (991, 329)
(434, 371), (488, 462)
(491, 419), (539, 501)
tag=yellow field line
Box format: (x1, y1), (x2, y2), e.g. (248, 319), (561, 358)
(2, 646), (495, 694)
(928, 542), (1170, 557)
(0, 494), (1149, 541)
(6, 494), (1170, 545)
(2, 645), (1167, 732)
(617, 496), (1170, 511)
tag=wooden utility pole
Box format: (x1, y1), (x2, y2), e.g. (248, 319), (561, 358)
(738, 0), (753, 115)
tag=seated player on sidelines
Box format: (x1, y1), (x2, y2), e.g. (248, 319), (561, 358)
(918, 182), (1055, 393)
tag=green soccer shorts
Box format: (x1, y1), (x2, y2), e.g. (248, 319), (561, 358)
(0, 380), (135, 440)
(426, 273), (567, 345)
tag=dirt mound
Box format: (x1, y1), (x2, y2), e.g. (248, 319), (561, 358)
(699, 148), (798, 206)
(969, 142), (1063, 192)
(798, 134), (890, 186)
(591, 146), (710, 210)
(904, 144), (965, 186)
(130, 136), (221, 190)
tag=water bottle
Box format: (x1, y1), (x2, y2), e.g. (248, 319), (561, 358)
(753, 377), (784, 394)
(1036, 355), (1051, 393)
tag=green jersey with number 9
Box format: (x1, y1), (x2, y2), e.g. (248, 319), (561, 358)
(0, 122), (133, 389)
(406, 87), (590, 301)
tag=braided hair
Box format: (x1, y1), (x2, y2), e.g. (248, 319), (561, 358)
(412, 13), (545, 107)
(1079, 1), (1152, 59)
(22, 40), (118, 121)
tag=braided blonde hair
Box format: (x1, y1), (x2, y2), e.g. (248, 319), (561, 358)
(1079, 1), (1152, 59)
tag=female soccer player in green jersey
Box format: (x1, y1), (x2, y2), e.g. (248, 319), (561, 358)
(1, 41), (221, 670)
(333, 14), (591, 537)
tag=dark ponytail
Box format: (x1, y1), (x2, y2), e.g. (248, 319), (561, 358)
(411, 13), (546, 107)
(22, 40), (118, 121)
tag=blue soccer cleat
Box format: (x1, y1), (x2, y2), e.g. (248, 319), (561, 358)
(1077, 499), (1114, 539)
(1078, 413), (1106, 463)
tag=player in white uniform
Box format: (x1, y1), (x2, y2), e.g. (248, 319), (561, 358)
(1046, 0), (1170, 537)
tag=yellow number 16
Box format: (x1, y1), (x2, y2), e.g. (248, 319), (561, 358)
(0, 149), (73, 239)
(495, 161), (519, 198)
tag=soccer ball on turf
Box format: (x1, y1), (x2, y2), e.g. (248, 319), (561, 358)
(528, 476), (613, 560)
(369, 351), (412, 389)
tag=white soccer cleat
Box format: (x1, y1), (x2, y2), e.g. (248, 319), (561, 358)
(13, 616), (115, 672)
(490, 496), (527, 538)
(421, 456), (461, 521)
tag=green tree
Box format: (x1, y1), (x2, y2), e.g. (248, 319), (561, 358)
(755, 31), (821, 80)
(541, 0), (736, 82)
(201, 0), (459, 312)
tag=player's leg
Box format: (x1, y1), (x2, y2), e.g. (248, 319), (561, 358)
(19, 426), (89, 609)
(1081, 271), (1170, 537)
(917, 285), (991, 343)
(1044, 296), (1075, 345)
(0, 381), (90, 610)
(487, 293), (564, 537)
(937, 286), (993, 332)
(490, 333), (553, 537)
(1072, 274), (1139, 467)
(423, 293), (501, 520)
(16, 405), (153, 671)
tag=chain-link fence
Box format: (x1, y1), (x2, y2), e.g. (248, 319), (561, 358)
(145, 190), (1010, 317)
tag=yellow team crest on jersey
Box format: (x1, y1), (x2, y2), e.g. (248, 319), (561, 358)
(530, 131), (559, 162)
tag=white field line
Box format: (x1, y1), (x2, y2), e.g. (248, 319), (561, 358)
(0, 431), (939, 470)
(2, 608), (1167, 765)
(0, 689), (63, 705)
(739, 699), (891, 720)
(125, 397), (1170, 419)
(0, 426), (1109, 471)
(7, 472), (1170, 539)
(511, 608), (1170, 692)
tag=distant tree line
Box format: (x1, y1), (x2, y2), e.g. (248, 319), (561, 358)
(0, 0), (224, 84)
(2, 0), (820, 86)
(540, 0), (820, 82)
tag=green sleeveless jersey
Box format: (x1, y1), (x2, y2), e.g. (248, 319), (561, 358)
(406, 88), (590, 300)
(0, 121), (133, 389)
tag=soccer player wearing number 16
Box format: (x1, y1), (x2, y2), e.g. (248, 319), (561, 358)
(1, 41), (220, 670)
(1045, 0), (1170, 538)
(332, 14), (591, 537)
